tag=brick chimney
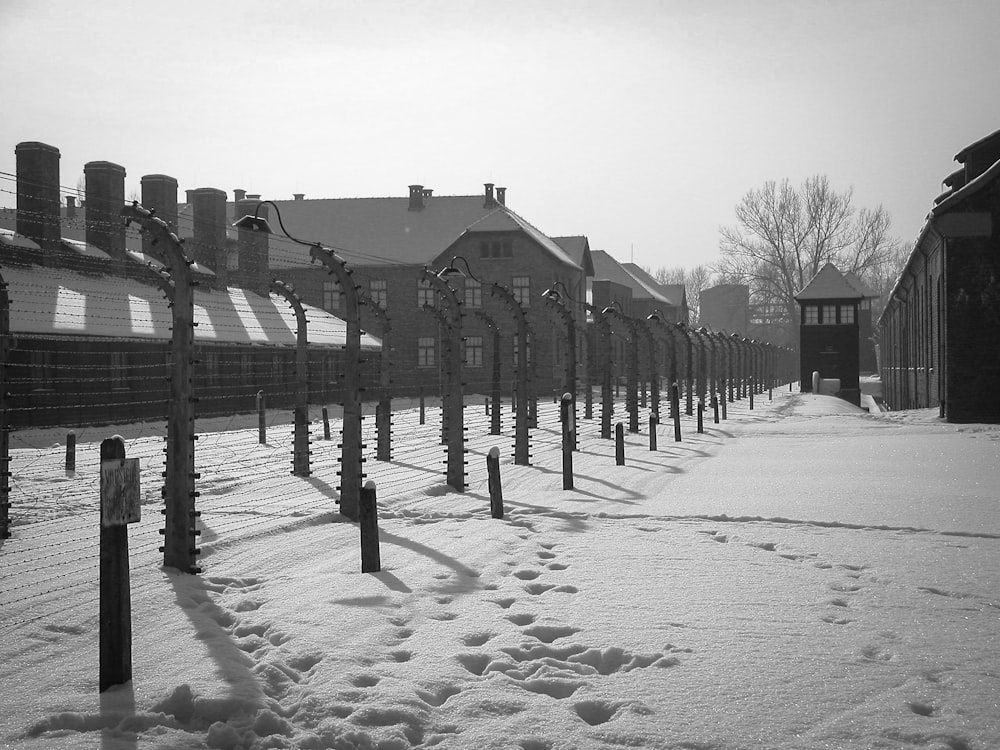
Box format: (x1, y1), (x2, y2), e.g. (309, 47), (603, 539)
(15, 141), (61, 255)
(233, 188), (246, 203)
(65, 196), (77, 219)
(140, 174), (178, 259)
(84, 160), (127, 262)
(408, 184), (425, 211)
(483, 182), (495, 208)
(496, 186), (506, 206)
(188, 187), (227, 273)
(235, 196), (270, 294)
(293, 193), (305, 201)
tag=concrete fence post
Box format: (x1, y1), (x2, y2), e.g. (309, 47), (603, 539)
(359, 481), (380, 573)
(487, 447), (503, 519)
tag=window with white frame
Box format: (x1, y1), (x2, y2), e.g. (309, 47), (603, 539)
(203, 350), (219, 387)
(110, 351), (128, 389)
(839, 304), (855, 324)
(465, 335), (483, 368)
(323, 279), (341, 312)
(418, 336), (436, 367)
(369, 279), (387, 308)
(479, 239), (513, 259)
(803, 305), (819, 325)
(240, 353), (253, 386)
(512, 276), (530, 308)
(417, 278), (435, 308)
(822, 304), (837, 324)
(30, 350), (54, 390)
(465, 279), (482, 309)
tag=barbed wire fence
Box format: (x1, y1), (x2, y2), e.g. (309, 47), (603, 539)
(0, 185), (797, 640)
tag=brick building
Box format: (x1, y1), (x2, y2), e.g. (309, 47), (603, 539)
(218, 183), (591, 398)
(878, 128), (1000, 423)
(0, 142), (380, 428)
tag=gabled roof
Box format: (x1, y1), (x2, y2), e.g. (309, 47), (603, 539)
(621, 262), (685, 308)
(591, 251), (676, 307)
(222, 195), (500, 269)
(0, 227), (40, 251)
(794, 263), (863, 301)
(1, 264), (380, 350)
(932, 156), (1000, 216)
(842, 270), (879, 299)
(459, 209), (580, 269)
(552, 236), (595, 277)
(954, 128), (1000, 162)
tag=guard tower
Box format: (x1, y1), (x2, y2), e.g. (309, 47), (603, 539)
(794, 263), (863, 405)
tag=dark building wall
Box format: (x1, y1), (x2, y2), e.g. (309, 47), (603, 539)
(798, 297), (861, 405)
(944, 231), (1000, 422)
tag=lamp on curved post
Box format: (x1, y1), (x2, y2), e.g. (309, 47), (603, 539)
(234, 201), (364, 519)
(547, 281), (612, 439)
(271, 280), (310, 478)
(359, 293), (393, 460)
(602, 301), (640, 433)
(698, 326), (718, 421)
(647, 310), (676, 419)
(424, 264), (466, 490)
(440, 255), (531, 467)
(541, 282), (578, 450)
(475, 309), (503, 436)
(675, 322), (694, 416)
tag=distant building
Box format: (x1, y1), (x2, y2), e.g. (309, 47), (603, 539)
(795, 263), (862, 406)
(700, 284), (749, 335)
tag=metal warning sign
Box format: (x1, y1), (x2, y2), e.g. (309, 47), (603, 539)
(101, 458), (141, 527)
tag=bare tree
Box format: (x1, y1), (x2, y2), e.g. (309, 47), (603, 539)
(717, 175), (900, 337)
(654, 264), (713, 324)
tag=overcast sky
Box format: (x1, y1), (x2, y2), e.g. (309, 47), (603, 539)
(1, 0), (997, 272)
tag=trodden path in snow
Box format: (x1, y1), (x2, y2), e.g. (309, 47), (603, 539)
(1, 388), (998, 749)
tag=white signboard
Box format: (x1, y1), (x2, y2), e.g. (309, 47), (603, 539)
(101, 458), (141, 527)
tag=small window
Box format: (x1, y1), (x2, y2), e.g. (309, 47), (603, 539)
(512, 276), (530, 308)
(465, 335), (483, 368)
(465, 279), (482, 309)
(30, 350), (54, 390)
(803, 305), (819, 325)
(417, 278), (435, 308)
(369, 279), (387, 308)
(110, 351), (128, 389)
(822, 305), (837, 325)
(203, 350), (219, 386)
(240, 353), (253, 386)
(839, 304), (855, 324)
(418, 336), (435, 367)
(323, 280), (341, 311)
(479, 240), (490, 259)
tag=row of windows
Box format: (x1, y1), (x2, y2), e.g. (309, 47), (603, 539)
(416, 335), (531, 368)
(802, 304), (856, 326)
(324, 277), (534, 313)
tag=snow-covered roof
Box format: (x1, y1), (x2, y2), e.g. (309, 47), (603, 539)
(0, 227), (40, 251)
(1, 264), (381, 350)
(460, 209), (581, 270)
(794, 263), (863, 301)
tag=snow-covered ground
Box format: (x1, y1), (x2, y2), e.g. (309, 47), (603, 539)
(1, 388), (997, 750)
